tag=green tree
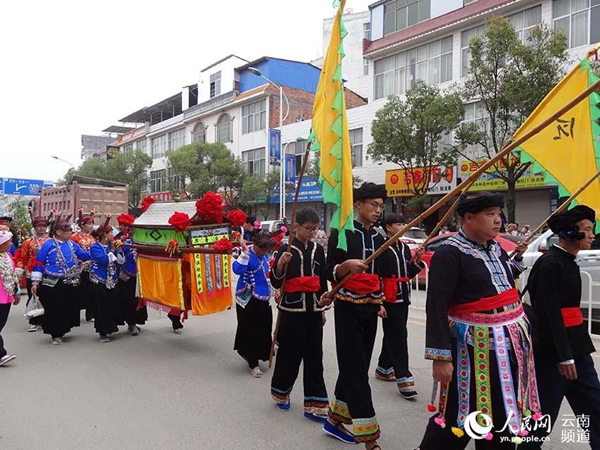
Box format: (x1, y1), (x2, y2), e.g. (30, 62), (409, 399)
(368, 80), (463, 208)
(8, 198), (31, 239)
(455, 17), (569, 222)
(236, 173), (268, 212)
(57, 150), (152, 208)
(105, 150), (152, 208)
(166, 142), (246, 201)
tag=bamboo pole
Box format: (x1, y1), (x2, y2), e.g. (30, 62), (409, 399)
(508, 167), (600, 257)
(407, 182), (474, 265)
(326, 78), (600, 298)
(423, 181), (474, 247)
(268, 142), (313, 368)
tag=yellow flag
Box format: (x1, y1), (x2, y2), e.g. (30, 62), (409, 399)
(516, 57), (600, 220)
(308, 0), (354, 250)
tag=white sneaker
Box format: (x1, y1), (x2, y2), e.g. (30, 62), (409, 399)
(99, 336), (110, 343)
(28, 325), (39, 332)
(0, 354), (16, 366)
(51, 338), (63, 345)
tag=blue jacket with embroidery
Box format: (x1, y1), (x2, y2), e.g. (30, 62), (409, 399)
(33, 239), (90, 278)
(90, 242), (120, 285)
(233, 248), (271, 301)
(119, 240), (137, 277)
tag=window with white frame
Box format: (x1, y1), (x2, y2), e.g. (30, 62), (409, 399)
(135, 139), (147, 153)
(462, 6), (543, 78)
(122, 143), (133, 153)
(242, 148), (266, 177)
(374, 36), (452, 100)
(210, 71), (221, 98)
(349, 128), (363, 167)
(437, 132), (453, 154)
(192, 122), (205, 143)
(168, 129), (186, 151)
(383, 0), (430, 36)
(167, 168), (184, 191)
(363, 58), (369, 76)
(150, 169), (166, 192)
(293, 139), (307, 176)
(216, 114), (232, 143)
(553, 0), (600, 49)
(461, 24), (488, 78)
(151, 134), (167, 159)
(363, 22), (371, 40)
(509, 5), (542, 45)
(460, 102), (492, 151)
(242, 99), (266, 134)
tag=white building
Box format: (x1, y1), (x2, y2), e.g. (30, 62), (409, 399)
(105, 0), (599, 227)
(299, 0), (600, 227)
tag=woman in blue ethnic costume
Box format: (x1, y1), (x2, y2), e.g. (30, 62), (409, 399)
(116, 214), (147, 336)
(31, 215), (90, 345)
(233, 230), (276, 378)
(417, 192), (540, 449)
(90, 216), (125, 343)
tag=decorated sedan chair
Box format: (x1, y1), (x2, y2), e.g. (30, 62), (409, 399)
(130, 193), (247, 317)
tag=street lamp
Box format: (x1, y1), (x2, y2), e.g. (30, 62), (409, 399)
(280, 137), (305, 219)
(51, 155), (75, 168)
(247, 67), (290, 220)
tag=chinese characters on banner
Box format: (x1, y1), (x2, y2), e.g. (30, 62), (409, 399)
(385, 166), (456, 197)
(269, 129), (281, 164)
(458, 156), (548, 191)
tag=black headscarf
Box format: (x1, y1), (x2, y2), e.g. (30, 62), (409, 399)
(548, 205), (596, 240)
(457, 192), (505, 217)
(353, 182), (387, 202)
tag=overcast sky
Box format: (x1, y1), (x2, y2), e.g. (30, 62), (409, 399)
(1, 0), (373, 184)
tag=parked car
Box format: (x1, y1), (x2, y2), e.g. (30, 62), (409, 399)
(375, 226), (423, 248)
(260, 220), (284, 233)
(401, 227), (428, 249)
(412, 232), (520, 285)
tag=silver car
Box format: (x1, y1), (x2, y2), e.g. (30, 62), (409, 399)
(520, 229), (600, 334)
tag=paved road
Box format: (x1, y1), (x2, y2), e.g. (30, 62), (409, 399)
(1, 297), (594, 450)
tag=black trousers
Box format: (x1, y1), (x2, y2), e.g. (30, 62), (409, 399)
(0, 303), (11, 358)
(329, 301), (381, 443)
(90, 282), (121, 336)
(39, 281), (79, 339)
(79, 271), (94, 321)
(234, 298), (273, 368)
(521, 352), (600, 449)
(419, 337), (520, 450)
(271, 310), (328, 413)
(26, 277), (43, 326)
(119, 276), (147, 326)
(168, 313), (183, 330)
(376, 301), (413, 385)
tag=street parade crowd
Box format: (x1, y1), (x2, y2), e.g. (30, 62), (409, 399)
(0, 184), (599, 449)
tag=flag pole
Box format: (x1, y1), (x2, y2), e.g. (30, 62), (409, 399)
(325, 78), (600, 298)
(422, 180), (474, 247)
(508, 167), (600, 257)
(269, 142), (312, 368)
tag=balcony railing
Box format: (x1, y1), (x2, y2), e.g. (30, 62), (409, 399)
(183, 91), (237, 120)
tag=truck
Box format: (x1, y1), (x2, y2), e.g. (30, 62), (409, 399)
(34, 176), (129, 223)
